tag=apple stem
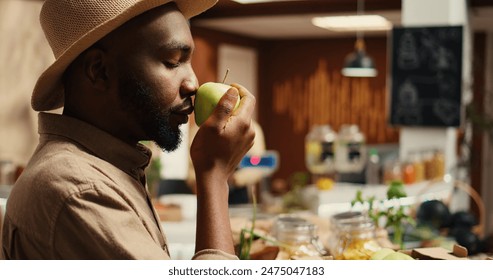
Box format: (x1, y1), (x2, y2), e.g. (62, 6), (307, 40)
(222, 69), (230, 84)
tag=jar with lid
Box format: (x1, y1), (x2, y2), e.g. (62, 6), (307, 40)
(328, 211), (366, 255)
(332, 215), (381, 260)
(305, 125), (337, 179)
(271, 214), (326, 259)
(334, 124), (367, 173)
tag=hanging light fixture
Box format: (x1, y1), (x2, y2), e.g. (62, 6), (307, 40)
(341, 0), (378, 77)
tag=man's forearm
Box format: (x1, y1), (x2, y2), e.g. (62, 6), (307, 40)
(194, 175), (235, 255)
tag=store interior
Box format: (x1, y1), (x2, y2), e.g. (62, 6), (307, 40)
(1, 0), (493, 260)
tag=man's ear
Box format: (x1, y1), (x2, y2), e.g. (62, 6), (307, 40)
(82, 48), (109, 91)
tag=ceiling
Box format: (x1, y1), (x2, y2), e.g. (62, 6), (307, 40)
(192, 0), (493, 39)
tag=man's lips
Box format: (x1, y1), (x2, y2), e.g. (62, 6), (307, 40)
(175, 105), (194, 115)
(174, 98), (194, 116)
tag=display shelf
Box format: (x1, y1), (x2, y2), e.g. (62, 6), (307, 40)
(300, 180), (459, 218)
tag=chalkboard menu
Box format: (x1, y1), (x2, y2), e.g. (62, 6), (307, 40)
(389, 25), (463, 127)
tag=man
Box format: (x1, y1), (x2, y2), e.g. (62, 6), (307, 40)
(1, 0), (255, 260)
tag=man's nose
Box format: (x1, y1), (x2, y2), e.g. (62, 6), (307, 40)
(181, 73), (199, 96)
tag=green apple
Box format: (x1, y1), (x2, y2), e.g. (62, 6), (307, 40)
(194, 82), (240, 126)
(382, 251), (414, 260)
(370, 248), (395, 260)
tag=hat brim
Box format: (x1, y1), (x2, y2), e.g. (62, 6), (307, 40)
(32, 0), (217, 112)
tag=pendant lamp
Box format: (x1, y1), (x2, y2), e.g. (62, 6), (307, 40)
(341, 0), (378, 77)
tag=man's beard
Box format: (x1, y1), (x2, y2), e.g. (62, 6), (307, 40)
(118, 74), (182, 152)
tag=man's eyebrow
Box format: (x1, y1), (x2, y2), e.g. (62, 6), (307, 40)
(160, 41), (192, 54)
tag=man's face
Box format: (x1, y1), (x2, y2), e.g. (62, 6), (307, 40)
(117, 72), (183, 152)
(105, 4), (198, 151)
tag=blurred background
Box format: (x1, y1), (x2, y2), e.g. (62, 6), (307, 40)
(2, 0), (493, 259)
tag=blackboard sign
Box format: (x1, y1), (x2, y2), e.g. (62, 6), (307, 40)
(389, 25), (463, 127)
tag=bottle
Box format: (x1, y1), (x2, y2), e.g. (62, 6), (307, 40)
(365, 148), (380, 185)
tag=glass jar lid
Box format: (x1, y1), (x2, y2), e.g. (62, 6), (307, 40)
(272, 214), (317, 243)
(331, 211), (364, 223)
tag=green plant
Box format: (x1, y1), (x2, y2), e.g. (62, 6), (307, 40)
(238, 190), (287, 259)
(237, 187), (296, 259)
(351, 181), (416, 249)
(238, 189), (257, 260)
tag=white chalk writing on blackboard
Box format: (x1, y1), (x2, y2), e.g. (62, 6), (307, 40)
(390, 26), (463, 127)
(398, 31), (420, 70)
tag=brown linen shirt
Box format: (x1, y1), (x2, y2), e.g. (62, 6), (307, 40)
(1, 112), (237, 260)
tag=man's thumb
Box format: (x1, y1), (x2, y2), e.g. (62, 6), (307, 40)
(211, 87), (239, 124)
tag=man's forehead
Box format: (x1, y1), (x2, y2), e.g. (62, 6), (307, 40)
(101, 3), (189, 46)
(124, 2), (182, 30)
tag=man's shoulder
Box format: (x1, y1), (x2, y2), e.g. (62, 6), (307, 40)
(5, 140), (116, 229)
(4, 143), (89, 231)
(14, 139), (110, 199)
(29, 140), (96, 181)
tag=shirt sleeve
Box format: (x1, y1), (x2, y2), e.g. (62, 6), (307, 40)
(52, 187), (170, 260)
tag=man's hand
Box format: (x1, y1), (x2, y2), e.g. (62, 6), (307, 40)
(190, 83), (256, 255)
(191, 83), (256, 185)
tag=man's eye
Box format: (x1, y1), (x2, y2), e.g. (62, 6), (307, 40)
(164, 61), (181, 68)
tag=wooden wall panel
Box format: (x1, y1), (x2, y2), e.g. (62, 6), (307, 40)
(258, 37), (399, 180)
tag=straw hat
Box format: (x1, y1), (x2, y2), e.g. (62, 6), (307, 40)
(32, 0), (218, 112)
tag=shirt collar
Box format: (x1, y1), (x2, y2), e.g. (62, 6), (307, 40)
(38, 112), (152, 179)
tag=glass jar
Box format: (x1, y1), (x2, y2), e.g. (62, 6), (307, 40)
(328, 211), (366, 255)
(423, 150), (435, 180)
(332, 216), (381, 260)
(383, 159), (402, 185)
(401, 160), (416, 185)
(432, 150), (445, 180)
(305, 125), (337, 178)
(272, 214), (325, 259)
(334, 124), (367, 173)
(410, 152), (425, 183)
